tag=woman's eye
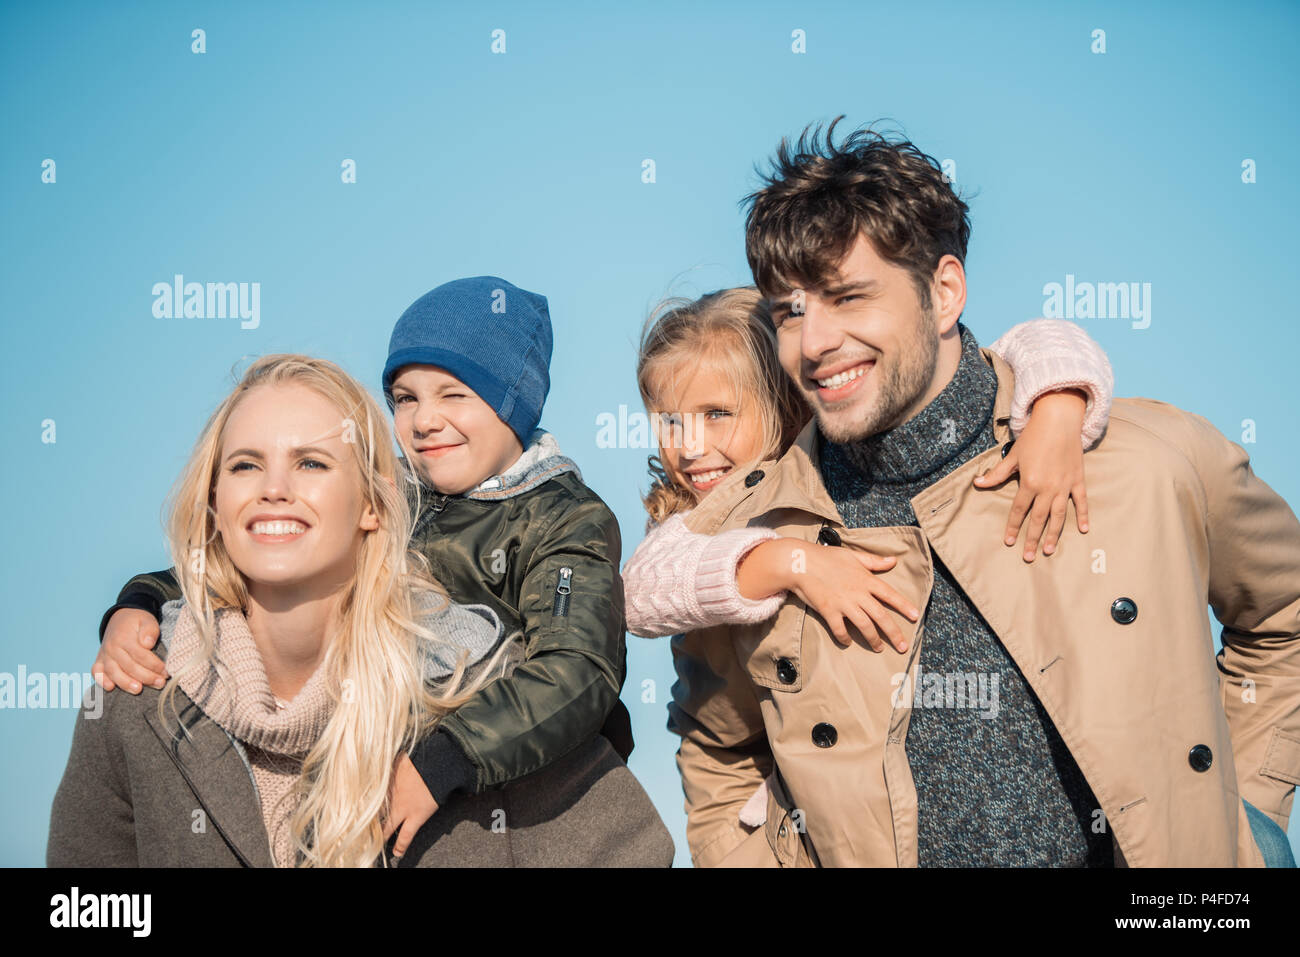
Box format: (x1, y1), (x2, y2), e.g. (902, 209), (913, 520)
(300, 458), (328, 470)
(229, 461), (255, 473)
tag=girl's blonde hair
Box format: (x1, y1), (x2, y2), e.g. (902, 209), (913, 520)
(635, 286), (810, 528)
(159, 354), (499, 867)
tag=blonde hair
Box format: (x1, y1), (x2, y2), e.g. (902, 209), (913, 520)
(159, 354), (500, 867)
(635, 287), (810, 528)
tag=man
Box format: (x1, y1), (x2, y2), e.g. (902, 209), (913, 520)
(668, 118), (1300, 867)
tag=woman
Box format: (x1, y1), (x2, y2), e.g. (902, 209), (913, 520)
(48, 354), (669, 867)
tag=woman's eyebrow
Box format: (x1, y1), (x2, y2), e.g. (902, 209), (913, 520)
(222, 445), (340, 463)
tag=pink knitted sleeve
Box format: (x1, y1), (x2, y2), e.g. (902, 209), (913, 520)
(989, 319), (1114, 449)
(622, 512), (785, 638)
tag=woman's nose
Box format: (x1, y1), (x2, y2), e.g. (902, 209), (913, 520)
(257, 464), (294, 501)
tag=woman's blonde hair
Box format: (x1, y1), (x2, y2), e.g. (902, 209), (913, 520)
(159, 354), (498, 867)
(635, 286), (810, 528)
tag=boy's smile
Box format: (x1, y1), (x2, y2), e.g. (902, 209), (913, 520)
(390, 364), (524, 495)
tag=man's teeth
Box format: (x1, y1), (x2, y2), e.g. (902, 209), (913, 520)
(817, 363), (870, 389)
(690, 468), (731, 485)
(251, 521), (306, 536)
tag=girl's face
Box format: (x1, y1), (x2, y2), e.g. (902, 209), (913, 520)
(390, 365), (524, 495)
(213, 383), (379, 597)
(652, 363), (767, 502)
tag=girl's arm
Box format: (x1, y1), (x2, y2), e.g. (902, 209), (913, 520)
(990, 318), (1114, 449)
(625, 513), (918, 649)
(622, 512), (785, 638)
(980, 318), (1115, 561)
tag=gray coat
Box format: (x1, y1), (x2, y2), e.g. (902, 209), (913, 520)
(47, 600), (673, 867)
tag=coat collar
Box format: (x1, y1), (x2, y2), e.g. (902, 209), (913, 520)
(683, 348), (1016, 535)
(142, 689), (276, 868)
(398, 428), (582, 505)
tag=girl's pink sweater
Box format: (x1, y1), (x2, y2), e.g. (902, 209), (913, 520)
(623, 318), (1114, 638)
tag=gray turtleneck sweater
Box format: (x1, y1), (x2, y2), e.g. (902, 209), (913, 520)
(820, 324), (1112, 867)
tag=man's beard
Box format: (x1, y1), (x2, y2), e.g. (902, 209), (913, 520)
(812, 307), (940, 444)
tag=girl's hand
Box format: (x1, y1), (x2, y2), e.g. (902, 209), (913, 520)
(741, 538), (919, 653)
(973, 388), (1090, 562)
(93, 608), (166, 694)
(382, 753), (438, 863)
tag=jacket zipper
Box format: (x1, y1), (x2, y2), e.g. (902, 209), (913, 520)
(552, 566), (573, 617)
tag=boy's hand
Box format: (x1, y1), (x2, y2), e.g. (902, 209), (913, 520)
(94, 608), (165, 694)
(974, 388), (1090, 562)
(382, 753), (439, 863)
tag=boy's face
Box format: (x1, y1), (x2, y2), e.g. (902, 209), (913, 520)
(390, 365), (525, 495)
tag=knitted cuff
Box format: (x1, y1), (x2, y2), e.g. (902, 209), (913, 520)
(1010, 375), (1112, 450)
(408, 729), (478, 805)
(696, 526), (786, 625)
(99, 595), (163, 643)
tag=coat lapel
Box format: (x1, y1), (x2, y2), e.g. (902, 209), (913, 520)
(142, 692), (276, 868)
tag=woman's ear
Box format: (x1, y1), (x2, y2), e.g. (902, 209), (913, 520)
(360, 502), (381, 532)
(360, 474), (397, 532)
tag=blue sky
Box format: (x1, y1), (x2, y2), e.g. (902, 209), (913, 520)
(2, 0), (1297, 866)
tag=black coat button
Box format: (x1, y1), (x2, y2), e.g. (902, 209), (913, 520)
(812, 723), (838, 748)
(817, 526), (841, 547)
(1110, 597), (1138, 624)
(744, 469), (765, 487)
(776, 657), (797, 684)
(1188, 744), (1213, 772)
(1001, 441), (1015, 459)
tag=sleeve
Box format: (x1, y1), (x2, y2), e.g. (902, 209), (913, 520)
(419, 601), (508, 681)
(417, 496), (627, 792)
(667, 628), (774, 866)
(1187, 413), (1300, 830)
(98, 567), (182, 641)
(623, 513), (785, 638)
(989, 319), (1114, 449)
(47, 693), (138, 866)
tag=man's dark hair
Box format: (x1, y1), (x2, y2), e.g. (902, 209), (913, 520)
(742, 117), (971, 312)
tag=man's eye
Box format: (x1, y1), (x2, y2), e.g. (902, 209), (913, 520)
(837, 295), (860, 305)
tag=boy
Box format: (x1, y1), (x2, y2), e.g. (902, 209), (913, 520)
(94, 276), (638, 859)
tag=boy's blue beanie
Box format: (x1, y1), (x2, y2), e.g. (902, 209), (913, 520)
(382, 276), (552, 446)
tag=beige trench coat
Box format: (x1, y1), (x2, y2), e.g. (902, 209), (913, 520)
(670, 349), (1300, 867)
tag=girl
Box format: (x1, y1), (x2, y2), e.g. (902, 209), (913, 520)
(50, 354), (637, 867)
(624, 286), (1112, 655)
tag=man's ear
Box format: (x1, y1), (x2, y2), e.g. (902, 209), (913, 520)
(930, 254), (967, 334)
